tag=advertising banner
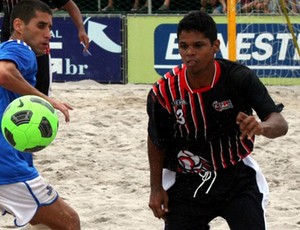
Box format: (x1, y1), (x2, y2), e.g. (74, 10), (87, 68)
(127, 16), (183, 84)
(1, 15), (299, 84)
(154, 23), (300, 78)
(0, 15), (123, 83)
(50, 16), (123, 83)
(128, 15), (300, 84)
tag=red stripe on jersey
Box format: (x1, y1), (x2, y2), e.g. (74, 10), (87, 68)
(228, 136), (238, 165)
(190, 94), (199, 139)
(209, 142), (218, 171)
(219, 139), (228, 169)
(171, 65), (181, 76)
(211, 60), (221, 87)
(152, 85), (168, 110)
(174, 66), (189, 135)
(186, 92), (199, 137)
(160, 78), (172, 113)
(178, 70), (186, 137)
(197, 93), (207, 140)
(182, 94), (190, 135)
(190, 61), (221, 94)
(168, 74), (177, 113)
(239, 137), (254, 159)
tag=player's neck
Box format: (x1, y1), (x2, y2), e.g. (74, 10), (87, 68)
(9, 34), (20, 41)
(186, 62), (216, 89)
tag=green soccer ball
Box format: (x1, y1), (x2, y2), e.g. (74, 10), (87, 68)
(1, 95), (59, 152)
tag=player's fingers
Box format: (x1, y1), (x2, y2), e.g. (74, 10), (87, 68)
(63, 102), (73, 110)
(55, 104), (71, 122)
(239, 131), (248, 140)
(236, 111), (248, 124)
(61, 108), (70, 122)
(83, 37), (90, 49)
(238, 117), (252, 140)
(55, 103), (71, 122)
(240, 119), (261, 140)
(149, 202), (165, 219)
(148, 203), (159, 218)
(163, 202), (169, 213)
(79, 35), (89, 49)
(240, 130), (254, 141)
(249, 124), (263, 137)
(155, 206), (166, 219)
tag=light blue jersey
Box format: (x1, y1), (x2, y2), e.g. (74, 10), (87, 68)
(0, 40), (39, 184)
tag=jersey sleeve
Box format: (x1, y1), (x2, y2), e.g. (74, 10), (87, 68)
(234, 66), (282, 121)
(0, 41), (37, 84)
(147, 88), (174, 150)
(51, 0), (70, 9)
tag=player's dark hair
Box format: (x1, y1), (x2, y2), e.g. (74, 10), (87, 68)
(177, 11), (217, 45)
(10, 0), (52, 33)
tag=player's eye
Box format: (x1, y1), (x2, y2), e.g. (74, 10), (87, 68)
(194, 43), (204, 49)
(37, 24), (45, 29)
(37, 23), (48, 30)
(179, 43), (188, 50)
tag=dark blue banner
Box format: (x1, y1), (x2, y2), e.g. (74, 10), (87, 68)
(50, 16), (123, 83)
(154, 23), (300, 78)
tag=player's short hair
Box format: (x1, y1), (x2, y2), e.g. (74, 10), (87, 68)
(177, 11), (217, 45)
(10, 0), (53, 33)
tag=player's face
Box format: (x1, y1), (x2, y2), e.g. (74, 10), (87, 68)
(22, 11), (52, 56)
(178, 30), (219, 74)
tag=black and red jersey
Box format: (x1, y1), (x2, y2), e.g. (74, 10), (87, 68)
(147, 59), (281, 173)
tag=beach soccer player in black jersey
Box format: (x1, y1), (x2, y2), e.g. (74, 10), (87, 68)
(147, 12), (288, 230)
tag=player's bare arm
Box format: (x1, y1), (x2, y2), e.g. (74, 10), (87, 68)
(236, 111), (288, 140)
(148, 136), (169, 219)
(0, 61), (73, 122)
(0, 61), (42, 96)
(62, 0), (89, 49)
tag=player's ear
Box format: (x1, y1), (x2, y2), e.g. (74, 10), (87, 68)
(12, 18), (25, 34)
(212, 39), (220, 53)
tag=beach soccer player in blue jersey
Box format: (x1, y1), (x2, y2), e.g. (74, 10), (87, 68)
(147, 11), (288, 230)
(0, 1), (79, 229)
(1, 0), (89, 96)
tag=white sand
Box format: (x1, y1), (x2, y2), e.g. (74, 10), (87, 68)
(1, 80), (300, 229)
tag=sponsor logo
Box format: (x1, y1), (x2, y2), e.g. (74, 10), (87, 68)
(212, 100), (233, 112)
(172, 99), (187, 106)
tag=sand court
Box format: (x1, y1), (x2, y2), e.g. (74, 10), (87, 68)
(1, 81), (300, 229)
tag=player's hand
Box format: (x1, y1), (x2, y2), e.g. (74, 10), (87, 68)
(148, 187), (169, 219)
(236, 112), (263, 140)
(48, 97), (73, 122)
(79, 31), (89, 50)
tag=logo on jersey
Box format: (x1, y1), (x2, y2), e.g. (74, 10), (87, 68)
(177, 150), (212, 173)
(212, 100), (233, 112)
(172, 99), (187, 106)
